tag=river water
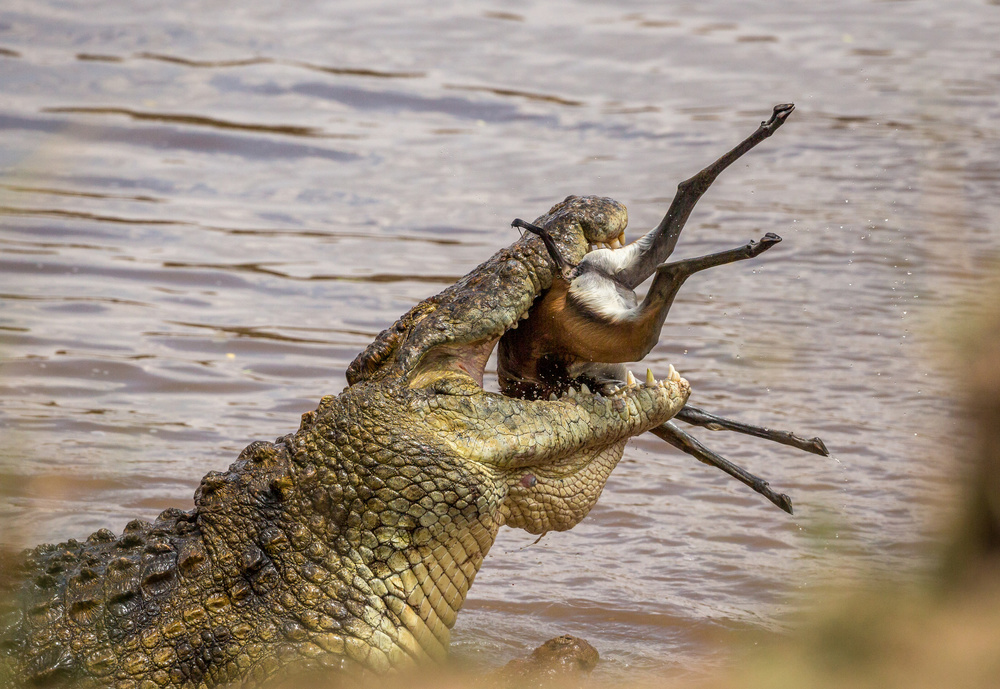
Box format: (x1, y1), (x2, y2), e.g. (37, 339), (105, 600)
(2, 0), (999, 680)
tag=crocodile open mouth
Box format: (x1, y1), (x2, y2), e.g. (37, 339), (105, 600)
(347, 105), (826, 515)
(589, 234), (627, 252)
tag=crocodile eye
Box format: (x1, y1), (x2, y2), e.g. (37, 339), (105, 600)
(520, 474), (537, 488)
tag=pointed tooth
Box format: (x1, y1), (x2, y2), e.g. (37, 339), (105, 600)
(580, 383), (591, 395)
(509, 321), (518, 329)
(645, 368), (655, 386)
(609, 238), (622, 249)
(668, 364), (680, 382)
(618, 231), (626, 246)
(549, 393), (558, 401)
(626, 370), (637, 387)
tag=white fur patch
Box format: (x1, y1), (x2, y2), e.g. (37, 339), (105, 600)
(579, 245), (642, 275)
(568, 271), (638, 322)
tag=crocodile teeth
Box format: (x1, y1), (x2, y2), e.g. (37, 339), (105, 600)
(549, 393), (558, 401)
(645, 368), (656, 387)
(580, 383), (591, 395)
(668, 364), (681, 382)
(626, 370), (637, 387)
(609, 237), (622, 249)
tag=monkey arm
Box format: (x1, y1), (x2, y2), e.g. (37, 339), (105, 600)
(511, 217), (572, 277)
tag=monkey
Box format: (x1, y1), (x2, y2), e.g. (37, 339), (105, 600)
(497, 104), (828, 514)
(502, 217), (781, 396)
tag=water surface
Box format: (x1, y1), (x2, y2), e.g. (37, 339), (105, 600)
(2, 0), (999, 679)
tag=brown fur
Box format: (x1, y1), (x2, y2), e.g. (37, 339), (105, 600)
(497, 275), (658, 397)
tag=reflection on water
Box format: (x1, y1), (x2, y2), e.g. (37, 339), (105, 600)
(2, 0), (999, 679)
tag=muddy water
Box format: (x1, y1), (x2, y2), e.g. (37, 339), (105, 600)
(2, 0), (999, 679)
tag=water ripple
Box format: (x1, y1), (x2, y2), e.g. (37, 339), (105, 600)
(42, 106), (343, 139)
(135, 51), (425, 79)
(444, 83), (585, 107)
(0, 183), (163, 203)
(0, 113), (360, 161)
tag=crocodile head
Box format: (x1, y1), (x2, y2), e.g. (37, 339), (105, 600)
(345, 194), (689, 533)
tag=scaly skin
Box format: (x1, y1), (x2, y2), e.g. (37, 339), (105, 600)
(0, 196), (689, 688)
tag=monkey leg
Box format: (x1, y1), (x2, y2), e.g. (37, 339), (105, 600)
(616, 103), (795, 289)
(624, 232), (782, 354)
(650, 421), (794, 514)
(676, 405), (829, 456)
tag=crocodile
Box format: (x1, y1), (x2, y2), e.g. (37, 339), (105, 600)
(0, 105), (813, 688)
